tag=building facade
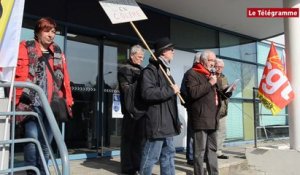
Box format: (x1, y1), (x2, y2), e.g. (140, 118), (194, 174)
(20, 0), (288, 157)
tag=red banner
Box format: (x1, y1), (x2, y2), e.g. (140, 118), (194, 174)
(257, 42), (295, 115)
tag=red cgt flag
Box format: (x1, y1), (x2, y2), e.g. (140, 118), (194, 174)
(257, 42), (295, 115)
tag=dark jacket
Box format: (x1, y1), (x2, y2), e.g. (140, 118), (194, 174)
(140, 57), (181, 139)
(184, 68), (222, 130)
(118, 60), (143, 118)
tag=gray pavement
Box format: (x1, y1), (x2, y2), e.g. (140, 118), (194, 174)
(51, 143), (249, 175)
(14, 138), (289, 175)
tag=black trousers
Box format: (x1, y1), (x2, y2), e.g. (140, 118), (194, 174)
(121, 115), (145, 174)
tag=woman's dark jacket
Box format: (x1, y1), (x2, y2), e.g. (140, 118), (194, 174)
(184, 68), (222, 130)
(140, 58), (181, 139)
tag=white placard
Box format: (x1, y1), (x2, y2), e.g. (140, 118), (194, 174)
(99, 0), (148, 24)
(226, 79), (240, 93)
(112, 93), (123, 118)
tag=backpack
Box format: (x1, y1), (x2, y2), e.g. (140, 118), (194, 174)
(124, 78), (147, 120)
(119, 64), (147, 120)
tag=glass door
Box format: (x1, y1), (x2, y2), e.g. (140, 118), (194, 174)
(102, 40), (129, 153)
(65, 34), (99, 155)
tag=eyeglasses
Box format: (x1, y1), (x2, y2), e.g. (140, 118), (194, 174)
(215, 66), (224, 68)
(165, 47), (174, 52)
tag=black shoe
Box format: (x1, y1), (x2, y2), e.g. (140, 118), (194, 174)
(122, 170), (140, 175)
(187, 160), (194, 165)
(217, 154), (229, 159)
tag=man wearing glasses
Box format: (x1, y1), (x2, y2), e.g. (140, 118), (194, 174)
(183, 50), (219, 175)
(215, 58), (230, 160)
(139, 37), (181, 175)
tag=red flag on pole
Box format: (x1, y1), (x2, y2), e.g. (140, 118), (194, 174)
(257, 42), (295, 115)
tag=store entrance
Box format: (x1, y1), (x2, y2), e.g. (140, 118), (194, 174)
(65, 35), (133, 156)
(65, 34), (99, 155)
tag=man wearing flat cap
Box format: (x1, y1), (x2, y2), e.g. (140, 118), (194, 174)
(139, 37), (181, 175)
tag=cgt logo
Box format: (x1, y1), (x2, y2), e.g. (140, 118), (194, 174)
(261, 62), (293, 101)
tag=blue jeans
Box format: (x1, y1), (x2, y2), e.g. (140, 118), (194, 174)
(139, 137), (175, 175)
(24, 106), (54, 175)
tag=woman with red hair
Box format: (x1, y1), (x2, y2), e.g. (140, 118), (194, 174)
(15, 17), (73, 175)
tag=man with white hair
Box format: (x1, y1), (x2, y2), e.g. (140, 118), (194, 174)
(184, 50), (218, 175)
(118, 44), (145, 175)
(215, 58), (231, 159)
(180, 52), (202, 166)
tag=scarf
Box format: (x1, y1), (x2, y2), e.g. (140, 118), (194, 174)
(192, 63), (211, 78)
(192, 63), (219, 106)
(158, 56), (171, 76)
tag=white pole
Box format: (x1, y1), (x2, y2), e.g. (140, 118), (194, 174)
(284, 0), (300, 151)
(0, 67), (16, 170)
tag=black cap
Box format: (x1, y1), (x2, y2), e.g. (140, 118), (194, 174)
(154, 37), (174, 55)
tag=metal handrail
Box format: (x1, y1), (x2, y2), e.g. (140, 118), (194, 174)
(2, 111), (57, 175)
(0, 166), (41, 175)
(252, 87), (289, 148)
(0, 81), (70, 175)
(0, 138), (48, 175)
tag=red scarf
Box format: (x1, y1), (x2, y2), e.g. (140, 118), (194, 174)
(192, 63), (211, 78)
(192, 63), (219, 106)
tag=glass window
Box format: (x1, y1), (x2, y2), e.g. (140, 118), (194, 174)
(257, 42), (285, 65)
(226, 102), (244, 140)
(170, 19), (218, 52)
(220, 32), (256, 62)
(259, 107), (287, 126)
(67, 40), (98, 84)
(21, 28), (34, 41)
(241, 63), (257, 99)
(196, 48), (220, 55)
(257, 66), (264, 87)
(222, 60), (242, 98)
(223, 59), (257, 99)
(103, 41), (129, 149)
(65, 34), (99, 152)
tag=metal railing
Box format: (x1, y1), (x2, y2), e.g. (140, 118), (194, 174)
(0, 81), (70, 175)
(252, 87), (289, 148)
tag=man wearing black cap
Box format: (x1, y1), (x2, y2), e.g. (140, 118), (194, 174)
(139, 37), (181, 175)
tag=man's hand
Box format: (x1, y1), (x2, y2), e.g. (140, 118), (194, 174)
(171, 84), (180, 94)
(209, 75), (217, 86)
